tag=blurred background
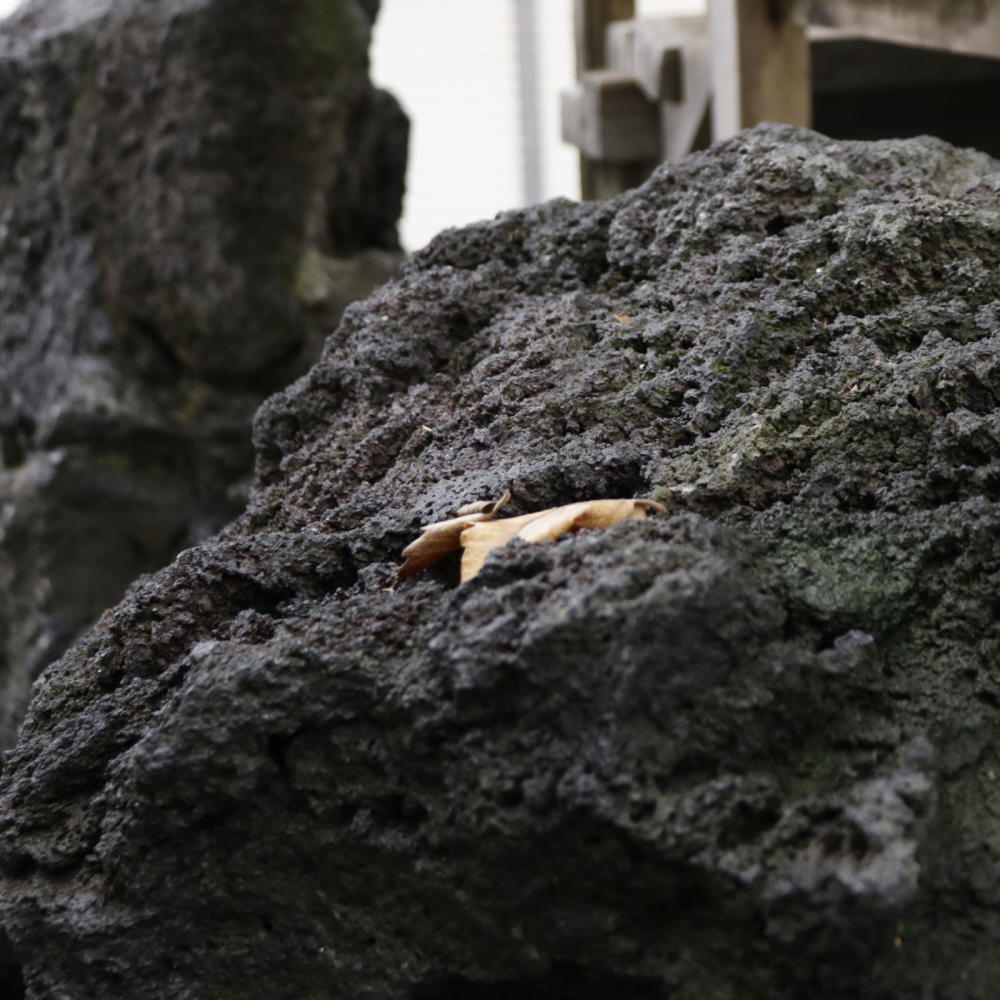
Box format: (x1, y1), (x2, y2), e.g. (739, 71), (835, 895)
(4, 0), (994, 250)
(0, 0), (703, 251)
(368, 0), (703, 248)
(368, 0), (1000, 247)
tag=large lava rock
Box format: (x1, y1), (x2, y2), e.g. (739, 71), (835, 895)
(0, 0), (406, 748)
(3, 124), (1000, 999)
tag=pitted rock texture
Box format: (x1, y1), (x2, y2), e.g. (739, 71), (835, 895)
(2, 124), (1000, 999)
(0, 0), (407, 748)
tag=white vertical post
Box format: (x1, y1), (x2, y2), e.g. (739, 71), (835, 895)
(709, 0), (742, 140)
(515, 0), (543, 205)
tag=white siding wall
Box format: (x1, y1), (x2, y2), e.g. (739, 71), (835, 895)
(372, 0), (583, 250)
(373, 0), (705, 251)
(640, 0), (705, 14)
(371, 0), (527, 251)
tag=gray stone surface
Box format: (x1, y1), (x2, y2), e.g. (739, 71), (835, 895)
(0, 0), (407, 749)
(3, 124), (1000, 998)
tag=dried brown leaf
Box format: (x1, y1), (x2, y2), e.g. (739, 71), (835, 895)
(455, 499), (499, 516)
(458, 497), (665, 582)
(457, 511), (546, 582)
(397, 493), (665, 585)
(395, 490), (510, 582)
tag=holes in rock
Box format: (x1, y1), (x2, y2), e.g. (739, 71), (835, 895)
(976, 688), (1000, 709)
(764, 213), (793, 236)
(127, 316), (185, 381)
(0, 961), (23, 1000)
(0, 427), (25, 468)
(0, 413), (34, 468)
(718, 798), (783, 848)
(380, 791), (429, 825)
(0, 929), (24, 1000)
(219, 576), (288, 616)
(852, 490), (878, 512)
(413, 964), (662, 1000)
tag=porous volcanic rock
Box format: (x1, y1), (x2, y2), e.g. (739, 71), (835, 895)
(0, 0), (406, 749)
(3, 124), (1000, 999)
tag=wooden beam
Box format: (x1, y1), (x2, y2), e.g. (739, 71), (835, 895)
(607, 17), (691, 102)
(573, 0), (656, 200)
(810, 28), (1000, 93)
(604, 15), (711, 162)
(563, 70), (660, 161)
(710, 0), (811, 140)
(633, 19), (687, 101)
(809, 0), (1000, 59)
(658, 20), (713, 162)
(574, 0), (636, 75)
(605, 19), (638, 80)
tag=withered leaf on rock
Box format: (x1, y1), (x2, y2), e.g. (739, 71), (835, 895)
(460, 498), (666, 580)
(395, 490), (511, 581)
(397, 494), (665, 585)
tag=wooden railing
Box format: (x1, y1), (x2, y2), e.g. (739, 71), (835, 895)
(564, 0), (1000, 198)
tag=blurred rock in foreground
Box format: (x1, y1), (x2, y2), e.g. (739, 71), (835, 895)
(0, 0), (407, 749)
(3, 123), (1000, 999)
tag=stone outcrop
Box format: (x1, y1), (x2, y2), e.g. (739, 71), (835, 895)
(0, 0), (407, 749)
(2, 124), (1000, 998)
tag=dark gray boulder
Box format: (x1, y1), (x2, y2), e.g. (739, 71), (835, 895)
(0, 0), (407, 748)
(3, 123), (1000, 998)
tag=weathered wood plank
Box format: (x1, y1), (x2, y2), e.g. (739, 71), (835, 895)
(810, 27), (1000, 92)
(574, 0), (636, 74)
(605, 19), (637, 79)
(710, 0), (812, 140)
(809, 0), (1000, 58)
(573, 0), (656, 199)
(606, 17), (688, 102)
(562, 70), (660, 161)
(658, 19), (713, 162)
(633, 18), (687, 101)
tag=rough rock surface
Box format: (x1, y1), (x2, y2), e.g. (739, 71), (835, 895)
(0, 0), (406, 748)
(3, 124), (1000, 998)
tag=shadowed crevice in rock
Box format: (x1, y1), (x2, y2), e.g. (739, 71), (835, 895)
(411, 965), (664, 999)
(0, 926), (24, 1000)
(2, 124), (1000, 998)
